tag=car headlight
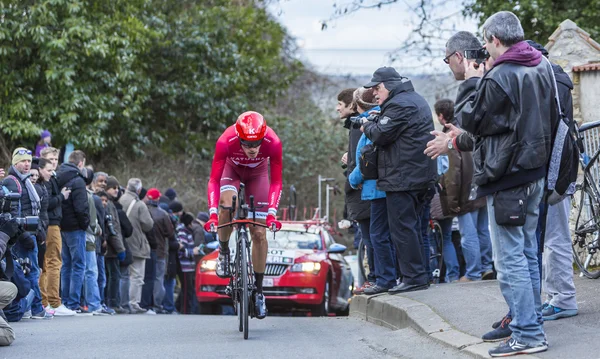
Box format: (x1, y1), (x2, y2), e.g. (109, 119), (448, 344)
(200, 260), (217, 272)
(291, 262), (321, 273)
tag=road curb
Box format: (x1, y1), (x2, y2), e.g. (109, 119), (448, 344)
(350, 293), (541, 359)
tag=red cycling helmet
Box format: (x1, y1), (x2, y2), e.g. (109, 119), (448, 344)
(235, 111), (267, 143)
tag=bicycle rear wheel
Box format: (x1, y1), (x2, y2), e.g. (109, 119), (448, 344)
(573, 182), (600, 279)
(240, 231), (250, 339)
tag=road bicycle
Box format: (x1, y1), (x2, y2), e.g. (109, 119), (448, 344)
(572, 120), (600, 279)
(216, 183), (270, 339)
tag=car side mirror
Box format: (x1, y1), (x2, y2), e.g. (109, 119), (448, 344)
(328, 243), (347, 254)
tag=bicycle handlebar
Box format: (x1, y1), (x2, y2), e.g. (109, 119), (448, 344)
(217, 219), (269, 230)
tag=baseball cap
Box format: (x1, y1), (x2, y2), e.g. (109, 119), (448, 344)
(147, 188), (161, 200)
(364, 67), (403, 88)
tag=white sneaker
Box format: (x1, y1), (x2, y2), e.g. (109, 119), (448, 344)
(23, 310), (32, 319)
(145, 309), (157, 315)
(44, 305), (56, 316)
(53, 305), (76, 317)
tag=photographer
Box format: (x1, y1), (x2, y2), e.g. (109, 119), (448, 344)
(1, 148), (50, 319)
(337, 88), (373, 293)
(361, 67), (437, 293)
(426, 12), (555, 357)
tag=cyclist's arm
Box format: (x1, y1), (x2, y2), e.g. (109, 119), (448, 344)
(267, 138), (283, 217)
(207, 138), (228, 216)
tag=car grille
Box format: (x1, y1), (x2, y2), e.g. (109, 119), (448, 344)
(265, 264), (289, 276)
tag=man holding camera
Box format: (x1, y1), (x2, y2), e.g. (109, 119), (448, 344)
(361, 67), (437, 293)
(426, 12), (554, 357)
(1, 148), (51, 319)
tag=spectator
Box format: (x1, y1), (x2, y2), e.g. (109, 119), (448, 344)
(2, 148), (51, 319)
(0, 282), (17, 346)
(164, 206), (181, 315)
(82, 169), (111, 315)
(92, 171), (108, 193)
(145, 188), (175, 314)
(195, 212), (216, 244)
(34, 130), (52, 157)
(177, 212), (200, 314)
(3, 256), (33, 323)
(168, 201), (183, 221)
(140, 187), (157, 314)
(102, 177), (130, 314)
(39, 147), (74, 316)
(428, 12), (554, 356)
(361, 67), (437, 293)
(30, 160), (49, 295)
(434, 98), (492, 282)
(57, 150), (90, 314)
(348, 88), (398, 295)
(337, 88), (373, 293)
(164, 188), (177, 202)
(119, 178), (154, 314)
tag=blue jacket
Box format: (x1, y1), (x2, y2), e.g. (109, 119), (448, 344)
(348, 107), (386, 200)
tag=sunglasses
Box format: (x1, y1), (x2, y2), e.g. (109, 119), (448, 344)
(240, 139), (263, 149)
(16, 149), (32, 155)
(443, 52), (458, 64)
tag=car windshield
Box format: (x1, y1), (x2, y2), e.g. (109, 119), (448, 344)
(268, 231), (322, 250)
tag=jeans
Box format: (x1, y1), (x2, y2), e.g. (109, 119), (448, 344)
(154, 258), (167, 309)
(105, 258), (121, 308)
(177, 272), (197, 314)
(39, 225), (62, 308)
(438, 218), (459, 282)
(487, 178), (545, 346)
(84, 251), (102, 312)
(119, 265), (130, 308)
(458, 206), (493, 280)
(141, 250), (156, 309)
(369, 198), (396, 288)
(386, 190), (428, 285)
(60, 230), (87, 310)
(12, 235), (44, 314)
(420, 202), (431, 282)
(358, 219), (376, 284)
(163, 277), (176, 313)
(97, 254), (106, 305)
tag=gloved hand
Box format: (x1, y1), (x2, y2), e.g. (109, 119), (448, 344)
(19, 232), (35, 251)
(203, 213), (219, 232)
(0, 217), (22, 240)
(266, 214), (281, 232)
(117, 251), (126, 262)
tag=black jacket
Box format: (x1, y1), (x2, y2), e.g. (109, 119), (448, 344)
(363, 80), (437, 192)
(455, 59), (556, 197)
(344, 116), (371, 221)
(34, 183), (49, 230)
(2, 167), (38, 217)
(57, 163), (90, 231)
(147, 202), (174, 260)
(44, 175), (63, 226)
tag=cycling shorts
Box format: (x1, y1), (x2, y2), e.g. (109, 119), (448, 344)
(219, 159), (269, 219)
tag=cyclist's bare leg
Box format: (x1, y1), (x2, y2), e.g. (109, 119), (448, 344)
(218, 190), (236, 249)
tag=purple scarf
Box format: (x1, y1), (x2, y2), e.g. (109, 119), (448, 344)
(493, 41), (542, 67)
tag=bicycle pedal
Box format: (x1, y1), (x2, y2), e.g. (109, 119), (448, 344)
(225, 286), (232, 297)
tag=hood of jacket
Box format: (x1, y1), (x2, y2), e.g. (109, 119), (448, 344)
(494, 41), (542, 67)
(57, 163), (82, 187)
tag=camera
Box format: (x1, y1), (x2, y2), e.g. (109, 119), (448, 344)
(464, 48), (490, 65)
(105, 214), (117, 237)
(0, 191), (39, 233)
(16, 257), (31, 276)
(348, 113), (379, 129)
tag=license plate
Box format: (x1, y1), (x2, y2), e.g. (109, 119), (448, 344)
(263, 278), (274, 287)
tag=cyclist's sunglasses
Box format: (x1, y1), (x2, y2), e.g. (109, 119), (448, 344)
(15, 149), (32, 155)
(240, 139), (263, 148)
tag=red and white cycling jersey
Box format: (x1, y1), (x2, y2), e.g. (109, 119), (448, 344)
(207, 125), (283, 217)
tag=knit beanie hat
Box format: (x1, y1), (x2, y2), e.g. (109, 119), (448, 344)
(41, 130), (52, 139)
(169, 201), (183, 213)
(353, 88), (378, 111)
(139, 187), (148, 201)
(106, 176), (120, 190)
(147, 188), (161, 200)
(12, 147), (33, 166)
(83, 168), (94, 186)
(197, 212), (209, 223)
(165, 188), (177, 201)
(181, 212), (194, 227)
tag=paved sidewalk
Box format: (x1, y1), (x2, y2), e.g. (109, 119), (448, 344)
(351, 275), (600, 358)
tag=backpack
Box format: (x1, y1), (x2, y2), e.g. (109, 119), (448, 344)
(359, 144), (378, 180)
(545, 58), (583, 205)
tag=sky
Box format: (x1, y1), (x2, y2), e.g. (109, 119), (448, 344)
(267, 0), (479, 76)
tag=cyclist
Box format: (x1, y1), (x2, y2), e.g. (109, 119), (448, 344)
(204, 111), (283, 319)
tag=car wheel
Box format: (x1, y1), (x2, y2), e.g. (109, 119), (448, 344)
(312, 276), (331, 317)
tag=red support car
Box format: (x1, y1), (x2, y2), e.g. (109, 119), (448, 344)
(196, 221), (354, 316)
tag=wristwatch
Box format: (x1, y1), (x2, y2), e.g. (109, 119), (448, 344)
(447, 138), (454, 150)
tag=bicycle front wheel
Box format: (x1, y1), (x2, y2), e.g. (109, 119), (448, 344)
(573, 183), (600, 279)
(240, 231), (250, 339)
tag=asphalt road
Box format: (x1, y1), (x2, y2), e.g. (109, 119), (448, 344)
(3, 314), (471, 359)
